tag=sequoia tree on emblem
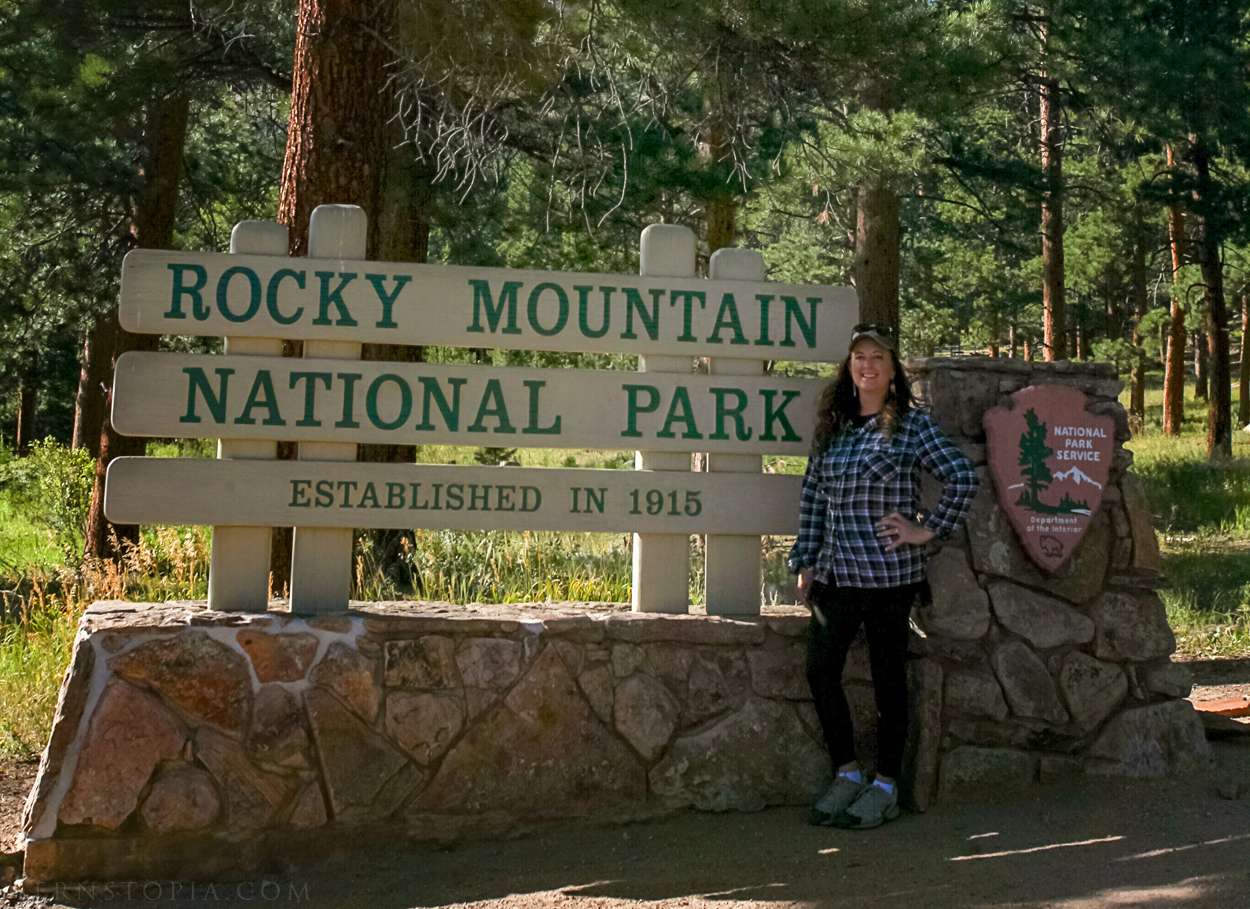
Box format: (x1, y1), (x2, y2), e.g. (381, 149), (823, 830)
(983, 385), (1115, 572)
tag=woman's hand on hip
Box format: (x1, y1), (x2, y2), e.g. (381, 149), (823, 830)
(875, 513), (936, 551)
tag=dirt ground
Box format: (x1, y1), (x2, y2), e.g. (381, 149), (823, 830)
(0, 664), (1245, 909)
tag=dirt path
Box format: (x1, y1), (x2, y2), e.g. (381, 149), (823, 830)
(2, 679), (1246, 909)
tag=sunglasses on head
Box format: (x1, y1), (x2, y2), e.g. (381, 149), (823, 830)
(850, 323), (897, 344)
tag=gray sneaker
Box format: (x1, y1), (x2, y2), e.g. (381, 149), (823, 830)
(806, 775), (868, 826)
(831, 783), (900, 829)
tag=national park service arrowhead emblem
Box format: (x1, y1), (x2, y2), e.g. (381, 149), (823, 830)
(983, 385), (1115, 573)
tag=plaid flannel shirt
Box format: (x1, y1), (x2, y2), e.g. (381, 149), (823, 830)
(788, 409), (979, 588)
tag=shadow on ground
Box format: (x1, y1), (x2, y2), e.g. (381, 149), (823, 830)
(30, 739), (1250, 909)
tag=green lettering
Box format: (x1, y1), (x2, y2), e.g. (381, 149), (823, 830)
(780, 295), (819, 348)
(621, 384), (661, 438)
(166, 264), (209, 320)
(386, 483), (406, 509)
(365, 374), (413, 431)
(754, 294), (775, 347)
(522, 380), (561, 435)
(216, 266), (261, 323)
(657, 386), (703, 439)
(266, 269), (305, 325)
(365, 273), (411, 329)
(577, 286), (611, 339)
(710, 387), (752, 440)
(620, 287), (662, 341)
(289, 479), (311, 507)
(357, 482), (381, 509)
(466, 379), (517, 434)
(466, 279), (523, 334)
(670, 289), (706, 342)
(335, 373), (362, 428)
(527, 282), (569, 337)
(180, 367), (233, 424)
(415, 377), (468, 431)
(289, 372), (331, 427)
(707, 293), (749, 345)
(759, 389), (802, 441)
(234, 371), (286, 426)
(312, 272), (358, 326)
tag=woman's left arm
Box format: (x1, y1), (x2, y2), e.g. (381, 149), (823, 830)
(913, 414), (980, 539)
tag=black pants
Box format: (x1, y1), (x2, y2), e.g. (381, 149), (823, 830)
(805, 583), (921, 780)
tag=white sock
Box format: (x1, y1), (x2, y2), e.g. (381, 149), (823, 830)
(839, 770), (862, 784)
(873, 779), (894, 794)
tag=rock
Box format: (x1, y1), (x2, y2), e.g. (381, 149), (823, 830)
(944, 670), (1008, 722)
(236, 629), (319, 683)
(947, 716), (1065, 750)
(108, 630), (252, 732)
(1215, 775), (1246, 800)
(140, 765), (220, 832)
(23, 636), (95, 836)
(57, 681), (187, 829)
(1088, 591), (1176, 662)
(304, 687), (416, 822)
(311, 642), (381, 722)
(604, 614), (765, 645)
(967, 484), (1110, 604)
(902, 659), (943, 812)
(842, 633), (873, 683)
(577, 665), (615, 724)
(747, 643), (809, 699)
(1140, 661), (1193, 699)
(1086, 700), (1212, 778)
(455, 639), (523, 690)
(195, 726), (297, 829)
(610, 643), (645, 678)
(614, 674), (679, 762)
(549, 639), (584, 676)
(921, 547), (990, 640)
(938, 747), (1037, 799)
(1198, 712), (1250, 740)
(288, 782), (328, 828)
(987, 581), (1094, 649)
(683, 655), (744, 727)
(1038, 754), (1082, 783)
(384, 636), (460, 689)
(912, 635), (992, 674)
(385, 691), (464, 764)
(1056, 652), (1127, 731)
(990, 640), (1068, 725)
(411, 646), (645, 817)
(1120, 473), (1162, 574)
(650, 698), (829, 811)
(247, 684), (310, 765)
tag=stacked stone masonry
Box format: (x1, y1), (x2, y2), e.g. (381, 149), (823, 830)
(21, 357), (1209, 883)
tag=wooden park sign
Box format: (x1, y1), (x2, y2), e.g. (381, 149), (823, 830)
(984, 385), (1114, 572)
(104, 207), (852, 616)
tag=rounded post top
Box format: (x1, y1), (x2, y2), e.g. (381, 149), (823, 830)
(230, 221), (289, 256)
(640, 224), (696, 279)
(309, 205), (368, 260)
(709, 247), (766, 282)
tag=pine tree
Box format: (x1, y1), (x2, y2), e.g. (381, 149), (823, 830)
(1017, 407), (1053, 509)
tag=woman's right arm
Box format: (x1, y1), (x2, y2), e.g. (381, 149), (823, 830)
(788, 452), (827, 581)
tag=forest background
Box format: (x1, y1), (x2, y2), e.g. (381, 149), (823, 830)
(0, 0), (1248, 753)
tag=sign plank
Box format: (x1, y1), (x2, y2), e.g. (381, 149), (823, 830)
(112, 352), (826, 455)
(104, 458), (803, 535)
(119, 249), (855, 361)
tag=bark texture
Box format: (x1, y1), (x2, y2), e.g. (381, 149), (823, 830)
(84, 94), (190, 560)
(1193, 146), (1232, 459)
(1163, 149), (1187, 438)
(1039, 62), (1066, 362)
(1238, 294), (1249, 427)
(1129, 215), (1149, 418)
(852, 78), (900, 334)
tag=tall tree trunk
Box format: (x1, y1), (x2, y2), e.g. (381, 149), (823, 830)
(1192, 145), (1232, 459)
(852, 77), (900, 335)
(1163, 147), (1187, 437)
(72, 318), (113, 458)
(1039, 57), (1066, 361)
(15, 356), (39, 455)
(84, 94), (190, 561)
(1238, 293), (1249, 427)
(1128, 215), (1149, 419)
(1194, 329), (1208, 399)
(274, 0), (396, 592)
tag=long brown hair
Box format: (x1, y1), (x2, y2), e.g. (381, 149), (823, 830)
(810, 345), (914, 455)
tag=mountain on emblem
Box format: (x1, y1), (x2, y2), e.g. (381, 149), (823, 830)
(984, 385), (1115, 573)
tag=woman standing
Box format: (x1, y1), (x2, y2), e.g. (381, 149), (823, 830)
(789, 325), (978, 829)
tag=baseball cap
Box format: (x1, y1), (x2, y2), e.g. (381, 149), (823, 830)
(849, 322), (897, 352)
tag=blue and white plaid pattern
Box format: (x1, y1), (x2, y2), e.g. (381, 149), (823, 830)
(789, 410), (979, 588)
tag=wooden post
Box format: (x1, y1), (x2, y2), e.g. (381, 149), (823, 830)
(704, 247), (765, 615)
(632, 224), (695, 613)
(207, 221), (288, 612)
(289, 204), (366, 614)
